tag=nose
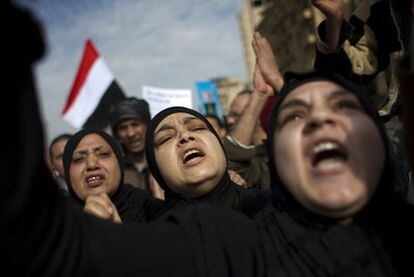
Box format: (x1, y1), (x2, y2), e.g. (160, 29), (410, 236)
(86, 154), (100, 171)
(126, 126), (136, 138)
(303, 109), (335, 134)
(178, 130), (195, 145)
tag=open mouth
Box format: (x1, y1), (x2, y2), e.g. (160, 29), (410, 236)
(182, 149), (205, 164)
(85, 175), (105, 187)
(311, 141), (348, 168)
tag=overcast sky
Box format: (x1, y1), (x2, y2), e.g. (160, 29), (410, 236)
(17, 0), (247, 142)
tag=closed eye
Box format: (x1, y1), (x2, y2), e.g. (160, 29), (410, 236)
(72, 157), (84, 163)
(187, 120), (208, 132)
(190, 126), (207, 131)
(156, 136), (172, 146)
(98, 152), (111, 157)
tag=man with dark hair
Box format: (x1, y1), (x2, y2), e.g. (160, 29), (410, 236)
(109, 97), (163, 198)
(49, 133), (71, 194)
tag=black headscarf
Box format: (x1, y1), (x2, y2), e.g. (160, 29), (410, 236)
(63, 129), (161, 223)
(145, 107), (242, 216)
(267, 70), (394, 220)
(252, 70), (414, 276)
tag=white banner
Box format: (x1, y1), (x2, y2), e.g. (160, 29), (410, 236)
(142, 86), (194, 118)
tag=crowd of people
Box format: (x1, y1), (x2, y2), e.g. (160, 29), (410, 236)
(2, 0), (414, 276)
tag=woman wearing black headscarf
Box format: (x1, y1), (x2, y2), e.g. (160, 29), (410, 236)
(62, 129), (163, 223)
(145, 107), (259, 219)
(251, 70), (414, 276)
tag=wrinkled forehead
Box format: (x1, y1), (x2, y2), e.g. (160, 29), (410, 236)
(279, 80), (357, 108)
(155, 112), (204, 132)
(75, 133), (111, 152)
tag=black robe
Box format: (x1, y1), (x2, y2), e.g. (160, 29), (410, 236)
(153, 174), (245, 220)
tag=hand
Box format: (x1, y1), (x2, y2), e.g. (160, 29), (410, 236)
(253, 64), (275, 98)
(311, 0), (344, 20)
(84, 193), (122, 223)
(252, 32), (284, 93)
(149, 174), (165, 201)
(228, 170), (248, 188)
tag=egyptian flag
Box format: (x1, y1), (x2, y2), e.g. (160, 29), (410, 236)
(62, 39), (126, 129)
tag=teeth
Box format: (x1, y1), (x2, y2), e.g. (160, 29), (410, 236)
(184, 149), (200, 160)
(87, 176), (101, 182)
(316, 159), (343, 169)
(313, 142), (338, 155)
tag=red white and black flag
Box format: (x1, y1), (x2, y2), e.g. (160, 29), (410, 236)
(62, 39), (126, 129)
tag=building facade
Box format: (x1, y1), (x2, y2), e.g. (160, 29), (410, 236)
(238, 0), (356, 84)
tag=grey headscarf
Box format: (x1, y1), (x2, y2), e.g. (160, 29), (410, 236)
(109, 97), (151, 133)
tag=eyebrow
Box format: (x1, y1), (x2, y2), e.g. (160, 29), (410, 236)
(154, 116), (200, 136)
(327, 90), (354, 100)
(182, 116), (199, 125)
(278, 99), (309, 114)
(278, 89), (355, 114)
(154, 124), (174, 137)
